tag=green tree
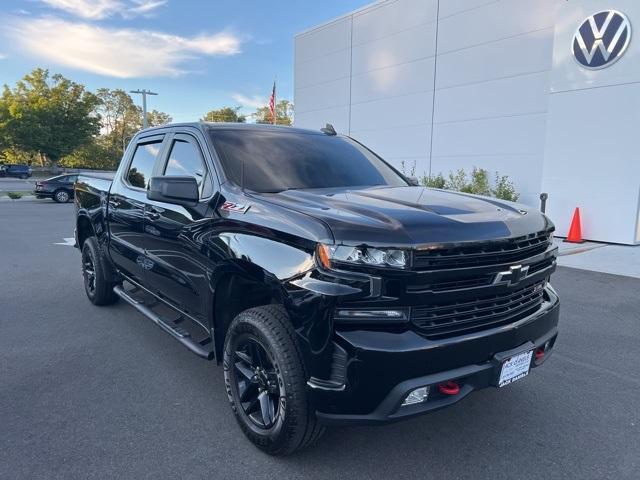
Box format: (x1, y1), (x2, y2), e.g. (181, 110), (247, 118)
(0, 68), (100, 170)
(253, 100), (293, 125)
(147, 109), (173, 127)
(95, 88), (142, 157)
(60, 141), (117, 170)
(201, 106), (246, 123)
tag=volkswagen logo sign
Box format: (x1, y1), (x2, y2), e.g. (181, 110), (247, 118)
(573, 10), (631, 69)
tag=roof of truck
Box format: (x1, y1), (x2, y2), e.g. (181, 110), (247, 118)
(138, 122), (325, 136)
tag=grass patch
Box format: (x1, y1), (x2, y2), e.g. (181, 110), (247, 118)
(7, 191), (24, 199)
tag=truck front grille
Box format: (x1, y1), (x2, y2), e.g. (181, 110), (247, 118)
(413, 230), (552, 270)
(411, 280), (546, 339)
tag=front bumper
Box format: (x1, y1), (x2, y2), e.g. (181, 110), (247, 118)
(311, 288), (560, 426)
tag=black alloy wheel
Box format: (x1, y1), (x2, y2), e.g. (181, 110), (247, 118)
(223, 305), (325, 455)
(80, 237), (119, 305)
(82, 246), (97, 297)
(232, 335), (282, 428)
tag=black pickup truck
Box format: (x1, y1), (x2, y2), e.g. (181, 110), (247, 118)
(74, 122), (560, 455)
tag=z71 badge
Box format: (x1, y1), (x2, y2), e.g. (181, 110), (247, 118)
(221, 201), (250, 214)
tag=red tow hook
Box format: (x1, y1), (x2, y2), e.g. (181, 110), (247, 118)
(534, 348), (545, 362)
(438, 380), (460, 396)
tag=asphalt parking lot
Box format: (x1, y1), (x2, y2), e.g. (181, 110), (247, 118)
(1, 201), (639, 480)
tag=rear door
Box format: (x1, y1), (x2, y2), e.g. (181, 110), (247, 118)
(143, 131), (216, 326)
(108, 134), (167, 284)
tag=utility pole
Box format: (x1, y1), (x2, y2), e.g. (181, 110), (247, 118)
(130, 89), (158, 129)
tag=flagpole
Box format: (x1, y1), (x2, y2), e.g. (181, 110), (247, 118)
(273, 80), (277, 125)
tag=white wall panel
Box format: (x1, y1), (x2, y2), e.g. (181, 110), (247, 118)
(295, 49), (351, 89)
(542, 80), (640, 244)
(295, 18), (351, 62)
(351, 22), (436, 75)
(434, 71), (549, 124)
(351, 56), (435, 104)
(350, 124), (430, 160)
(438, 0), (497, 19)
(437, 0), (554, 54)
(294, 78), (350, 114)
(350, 92), (432, 131)
(436, 28), (554, 89)
(352, 0), (437, 45)
(432, 114), (547, 157)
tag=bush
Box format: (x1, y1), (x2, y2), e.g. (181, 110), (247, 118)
(420, 166), (520, 202)
(7, 191), (23, 199)
(421, 172), (446, 189)
(492, 173), (519, 201)
(464, 167), (491, 196)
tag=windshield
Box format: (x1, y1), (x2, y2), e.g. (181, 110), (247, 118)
(209, 129), (407, 193)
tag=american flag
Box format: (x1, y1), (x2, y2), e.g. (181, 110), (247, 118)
(269, 81), (276, 124)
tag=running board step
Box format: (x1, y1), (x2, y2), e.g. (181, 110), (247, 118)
(113, 285), (215, 360)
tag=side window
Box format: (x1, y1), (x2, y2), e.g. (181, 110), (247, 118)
(126, 140), (162, 189)
(164, 139), (213, 197)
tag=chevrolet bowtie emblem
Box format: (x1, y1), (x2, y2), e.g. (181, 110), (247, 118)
(493, 265), (530, 286)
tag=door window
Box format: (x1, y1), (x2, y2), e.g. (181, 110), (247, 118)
(164, 139), (212, 197)
(126, 140), (163, 189)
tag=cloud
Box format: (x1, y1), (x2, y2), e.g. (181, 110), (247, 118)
(6, 17), (242, 78)
(39, 0), (166, 20)
(0, 53), (6, 60)
(232, 93), (267, 110)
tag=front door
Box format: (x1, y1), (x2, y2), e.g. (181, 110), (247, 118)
(108, 134), (166, 284)
(143, 132), (216, 327)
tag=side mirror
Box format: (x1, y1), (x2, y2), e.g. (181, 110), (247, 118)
(147, 176), (199, 206)
(407, 176), (420, 186)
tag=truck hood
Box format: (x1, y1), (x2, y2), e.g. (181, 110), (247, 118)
(257, 186), (552, 246)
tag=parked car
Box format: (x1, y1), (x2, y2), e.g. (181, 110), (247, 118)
(74, 123), (560, 455)
(34, 174), (78, 202)
(0, 164), (32, 179)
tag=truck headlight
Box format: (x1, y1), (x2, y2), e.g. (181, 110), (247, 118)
(317, 244), (408, 269)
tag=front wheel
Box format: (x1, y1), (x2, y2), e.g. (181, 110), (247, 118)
(223, 305), (324, 455)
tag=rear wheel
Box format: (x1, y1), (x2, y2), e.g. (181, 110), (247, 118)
(19, 174), (28, 179)
(223, 305), (324, 455)
(81, 237), (118, 306)
(53, 189), (70, 203)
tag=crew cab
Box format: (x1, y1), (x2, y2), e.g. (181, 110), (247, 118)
(74, 122), (560, 455)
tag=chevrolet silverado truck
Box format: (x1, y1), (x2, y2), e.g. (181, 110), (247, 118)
(74, 122), (560, 455)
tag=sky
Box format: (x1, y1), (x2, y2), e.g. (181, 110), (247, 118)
(0, 0), (371, 122)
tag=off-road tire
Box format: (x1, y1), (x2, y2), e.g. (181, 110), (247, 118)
(81, 237), (118, 306)
(223, 305), (325, 455)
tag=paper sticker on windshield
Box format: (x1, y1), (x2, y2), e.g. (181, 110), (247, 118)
(221, 201), (250, 214)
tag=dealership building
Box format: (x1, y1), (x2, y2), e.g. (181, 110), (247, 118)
(294, 0), (640, 245)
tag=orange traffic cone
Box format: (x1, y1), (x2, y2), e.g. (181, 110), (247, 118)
(564, 207), (585, 243)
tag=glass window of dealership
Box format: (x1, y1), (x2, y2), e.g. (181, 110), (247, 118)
(294, 0), (640, 245)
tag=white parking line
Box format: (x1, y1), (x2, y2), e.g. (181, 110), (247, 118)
(54, 238), (75, 246)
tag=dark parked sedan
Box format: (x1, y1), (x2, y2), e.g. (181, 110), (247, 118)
(0, 164), (32, 179)
(34, 174), (78, 203)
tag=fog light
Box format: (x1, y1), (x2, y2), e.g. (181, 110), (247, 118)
(402, 386), (430, 406)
